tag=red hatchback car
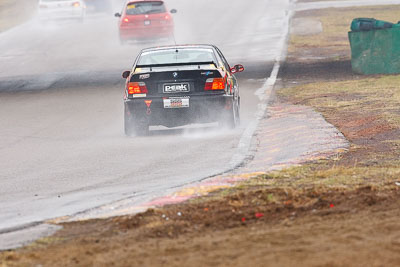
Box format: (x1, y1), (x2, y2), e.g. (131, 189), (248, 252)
(115, 1), (176, 44)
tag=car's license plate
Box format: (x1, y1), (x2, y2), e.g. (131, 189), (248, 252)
(144, 20), (151, 25)
(163, 98), (189, 108)
(163, 83), (190, 93)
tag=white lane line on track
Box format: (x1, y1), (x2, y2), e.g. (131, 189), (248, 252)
(0, 224), (61, 251)
(228, 6), (295, 169)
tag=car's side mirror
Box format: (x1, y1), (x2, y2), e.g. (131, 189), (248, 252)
(231, 64), (245, 74)
(170, 9), (177, 14)
(114, 13), (121, 18)
(122, 70), (131, 79)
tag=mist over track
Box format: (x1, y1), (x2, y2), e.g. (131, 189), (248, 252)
(0, 0), (292, 232)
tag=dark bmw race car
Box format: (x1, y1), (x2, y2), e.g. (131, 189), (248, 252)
(121, 44), (244, 136)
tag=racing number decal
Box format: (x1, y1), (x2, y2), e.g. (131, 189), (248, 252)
(170, 99), (182, 107)
(163, 98), (190, 108)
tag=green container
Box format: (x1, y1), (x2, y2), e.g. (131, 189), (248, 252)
(374, 19), (394, 29)
(348, 28), (400, 74)
(351, 18), (393, 32)
(351, 18), (375, 31)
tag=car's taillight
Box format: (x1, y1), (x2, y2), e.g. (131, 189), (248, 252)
(128, 82), (148, 94)
(165, 15), (170, 20)
(72, 2), (80, 7)
(123, 17), (129, 23)
(204, 78), (225, 90)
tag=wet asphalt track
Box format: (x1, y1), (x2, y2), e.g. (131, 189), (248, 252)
(0, 0), (292, 232)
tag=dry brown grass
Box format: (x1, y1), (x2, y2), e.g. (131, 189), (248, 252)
(273, 5), (400, 190)
(289, 5), (400, 60)
(280, 75), (400, 126)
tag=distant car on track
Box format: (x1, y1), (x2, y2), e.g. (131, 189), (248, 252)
(37, 0), (86, 21)
(121, 44), (244, 136)
(114, 0), (177, 44)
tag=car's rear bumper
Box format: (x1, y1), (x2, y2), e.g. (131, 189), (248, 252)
(119, 25), (174, 40)
(125, 94), (232, 127)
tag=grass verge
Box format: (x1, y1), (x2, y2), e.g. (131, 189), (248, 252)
(289, 5), (400, 61)
(277, 6), (400, 190)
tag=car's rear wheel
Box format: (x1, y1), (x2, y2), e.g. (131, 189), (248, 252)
(124, 105), (149, 136)
(235, 97), (241, 126)
(219, 98), (239, 129)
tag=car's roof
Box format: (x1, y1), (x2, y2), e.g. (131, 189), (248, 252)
(141, 44), (217, 53)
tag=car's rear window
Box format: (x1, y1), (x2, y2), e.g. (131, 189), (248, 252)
(138, 49), (216, 66)
(126, 1), (166, 15)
